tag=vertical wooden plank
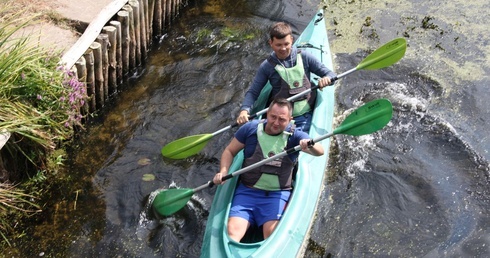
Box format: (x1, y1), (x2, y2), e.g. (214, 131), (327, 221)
(148, 0), (155, 39)
(138, 0), (148, 60)
(109, 20), (123, 85)
(153, 0), (162, 36)
(122, 5), (136, 71)
(60, 0), (129, 69)
(74, 56), (89, 118)
(102, 26), (118, 94)
(117, 10), (130, 77)
(178, 0), (183, 15)
(142, 0), (150, 45)
(162, 0), (167, 31)
(82, 49), (96, 113)
(96, 34), (109, 101)
(58, 0), (193, 118)
(129, 0), (141, 67)
(172, 0), (179, 19)
(166, 0), (172, 27)
(90, 42), (104, 109)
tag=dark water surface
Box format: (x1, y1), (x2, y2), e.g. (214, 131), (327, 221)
(313, 0), (490, 256)
(6, 0), (489, 257)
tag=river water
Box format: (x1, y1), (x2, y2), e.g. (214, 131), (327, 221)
(6, 0), (489, 257)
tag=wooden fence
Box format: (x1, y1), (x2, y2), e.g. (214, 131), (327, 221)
(60, 0), (188, 114)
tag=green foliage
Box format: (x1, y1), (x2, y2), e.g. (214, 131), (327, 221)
(0, 7), (88, 245)
(0, 12), (88, 167)
(0, 182), (41, 246)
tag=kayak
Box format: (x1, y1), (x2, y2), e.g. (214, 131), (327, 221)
(200, 8), (335, 258)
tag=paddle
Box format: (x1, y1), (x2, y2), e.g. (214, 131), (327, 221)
(153, 98), (393, 216)
(161, 37), (406, 159)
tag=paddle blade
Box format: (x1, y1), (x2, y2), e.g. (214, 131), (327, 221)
(161, 134), (213, 159)
(334, 99), (393, 136)
(357, 38), (406, 70)
(152, 188), (195, 216)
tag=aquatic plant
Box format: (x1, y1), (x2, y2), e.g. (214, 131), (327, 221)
(0, 182), (40, 246)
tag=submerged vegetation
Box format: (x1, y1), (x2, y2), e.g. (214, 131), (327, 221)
(0, 5), (87, 246)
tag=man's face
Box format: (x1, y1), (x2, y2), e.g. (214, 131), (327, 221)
(265, 104), (292, 135)
(269, 35), (294, 60)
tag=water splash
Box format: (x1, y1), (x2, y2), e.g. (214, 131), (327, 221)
(136, 181), (209, 254)
(326, 73), (490, 256)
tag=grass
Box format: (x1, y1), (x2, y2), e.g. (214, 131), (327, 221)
(0, 183), (41, 246)
(0, 5), (88, 246)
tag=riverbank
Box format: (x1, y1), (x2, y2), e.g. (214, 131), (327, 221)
(0, 0), (117, 248)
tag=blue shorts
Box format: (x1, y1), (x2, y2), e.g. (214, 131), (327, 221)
(229, 183), (291, 227)
(293, 112), (312, 133)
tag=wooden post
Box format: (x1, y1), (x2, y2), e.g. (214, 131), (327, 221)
(178, 0), (183, 16)
(129, 0), (141, 67)
(58, 0), (193, 118)
(122, 5), (136, 71)
(172, 0), (177, 21)
(82, 49), (96, 113)
(60, 0), (129, 71)
(117, 11), (130, 78)
(148, 0), (155, 39)
(142, 0), (150, 46)
(166, 0), (172, 27)
(75, 56), (89, 117)
(102, 26), (118, 94)
(153, 0), (162, 36)
(96, 34), (109, 101)
(162, 0), (167, 29)
(109, 21), (123, 84)
(139, 0), (148, 61)
(90, 42), (104, 109)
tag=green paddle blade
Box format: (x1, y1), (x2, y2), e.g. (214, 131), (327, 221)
(357, 37), (406, 70)
(153, 188), (195, 216)
(333, 99), (393, 136)
(161, 134), (213, 159)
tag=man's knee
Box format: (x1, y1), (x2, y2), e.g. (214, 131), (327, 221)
(227, 217), (249, 241)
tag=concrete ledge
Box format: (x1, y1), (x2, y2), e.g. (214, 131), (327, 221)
(0, 130), (10, 150)
(55, 0), (116, 25)
(9, 0), (117, 54)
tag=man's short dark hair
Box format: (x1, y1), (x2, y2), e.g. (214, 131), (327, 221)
(269, 22), (292, 41)
(269, 97), (293, 116)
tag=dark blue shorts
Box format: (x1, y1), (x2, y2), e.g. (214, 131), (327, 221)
(229, 183), (291, 227)
(293, 111), (312, 132)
